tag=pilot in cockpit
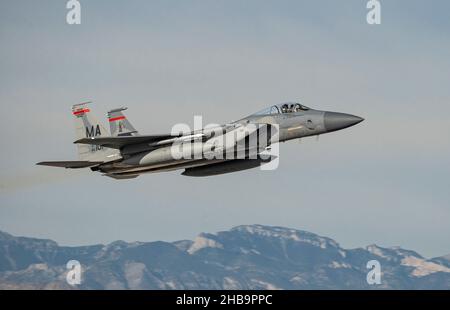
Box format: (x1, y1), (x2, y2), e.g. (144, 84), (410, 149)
(279, 102), (309, 114)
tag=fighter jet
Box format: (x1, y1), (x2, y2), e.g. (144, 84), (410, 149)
(37, 102), (363, 178)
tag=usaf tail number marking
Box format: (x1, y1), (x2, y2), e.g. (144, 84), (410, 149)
(86, 125), (103, 152)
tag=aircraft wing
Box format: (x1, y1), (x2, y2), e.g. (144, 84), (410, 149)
(75, 123), (277, 150)
(74, 134), (178, 149)
(36, 161), (104, 169)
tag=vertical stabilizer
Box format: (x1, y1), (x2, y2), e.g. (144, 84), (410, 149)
(72, 102), (121, 162)
(107, 107), (139, 136)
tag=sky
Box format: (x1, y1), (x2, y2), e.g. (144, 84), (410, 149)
(0, 0), (449, 258)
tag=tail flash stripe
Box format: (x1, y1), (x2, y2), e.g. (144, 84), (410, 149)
(109, 116), (126, 122)
(73, 109), (90, 115)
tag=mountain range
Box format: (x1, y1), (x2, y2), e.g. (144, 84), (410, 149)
(0, 225), (449, 289)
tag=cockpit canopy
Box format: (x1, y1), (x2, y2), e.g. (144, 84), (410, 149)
(253, 102), (310, 116)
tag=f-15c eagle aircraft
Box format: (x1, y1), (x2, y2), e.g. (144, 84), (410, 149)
(37, 102), (363, 179)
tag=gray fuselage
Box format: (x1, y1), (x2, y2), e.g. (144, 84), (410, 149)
(95, 105), (363, 177)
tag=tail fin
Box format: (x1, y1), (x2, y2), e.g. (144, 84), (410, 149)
(107, 107), (139, 136)
(72, 102), (120, 162)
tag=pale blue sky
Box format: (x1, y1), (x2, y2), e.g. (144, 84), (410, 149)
(0, 0), (449, 257)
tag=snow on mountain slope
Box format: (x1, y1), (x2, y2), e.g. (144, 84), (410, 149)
(0, 226), (449, 289)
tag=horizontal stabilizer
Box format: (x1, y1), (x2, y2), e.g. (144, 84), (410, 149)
(74, 134), (178, 149)
(36, 161), (103, 169)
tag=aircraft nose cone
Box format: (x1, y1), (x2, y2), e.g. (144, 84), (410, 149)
(324, 112), (364, 132)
